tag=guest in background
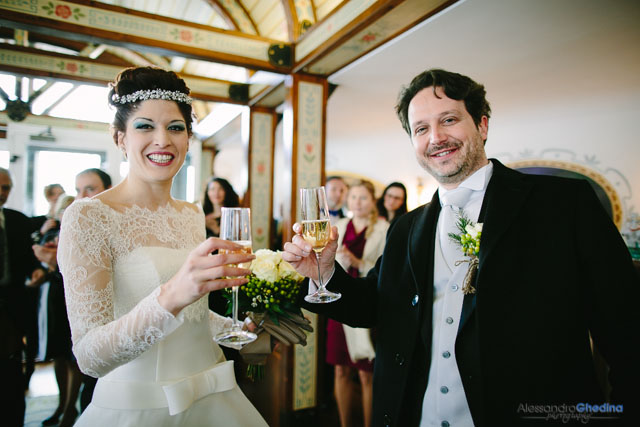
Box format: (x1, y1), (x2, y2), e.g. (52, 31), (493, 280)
(202, 177), (241, 321)
(376, 182), (408, 224)
(325, 176), (348, 225)
(0, 167), (41, 426)
(330, 180), (389, 427)
(31, 183), (66, 234)
(202, 177), (240, 238)
(75, 168), (112, 199)
(24, 183), (66, 391)
(73, 168), (112, 412)
(30, 195), (80, 427)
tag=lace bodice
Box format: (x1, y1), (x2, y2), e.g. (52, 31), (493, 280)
(58, 199), (231, 378)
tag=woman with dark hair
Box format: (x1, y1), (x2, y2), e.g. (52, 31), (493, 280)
(376, 182), (408, 224)
(202, 177), (240, 237)
(57, 66), (266, 426)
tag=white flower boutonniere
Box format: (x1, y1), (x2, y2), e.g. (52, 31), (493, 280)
(448, 212), (483, 295)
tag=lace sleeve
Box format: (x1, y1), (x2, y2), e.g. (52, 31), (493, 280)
(58, 201), (183, 378)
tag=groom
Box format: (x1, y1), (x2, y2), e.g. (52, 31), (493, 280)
(283, 69), (639, 426)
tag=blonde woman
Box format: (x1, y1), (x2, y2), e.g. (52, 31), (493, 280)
(329, 180), (389, 427)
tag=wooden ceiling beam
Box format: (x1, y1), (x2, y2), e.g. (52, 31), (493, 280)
(294, 0), (459, 75)
(281, 0), (299, 41)
(0, 43), (265, 105)
(293, 0), (400, 72)
(206, 0), (240, 32)
(0, 27), (132, 66)
(0, 0), (291, 73)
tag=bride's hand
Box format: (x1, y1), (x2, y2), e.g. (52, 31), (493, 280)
(158, 238), (255, 316)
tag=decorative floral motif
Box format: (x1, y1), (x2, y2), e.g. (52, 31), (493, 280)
(361, 32), (377, 43)
(55, 4), (71, 19)
(302, 143), (316, 163)
(65, 62), (78, 73)
(448, 211), (483, 294)
(169, 28), (202, 44)
(42, 2), (85, 21)
(179, 30), (193, 42)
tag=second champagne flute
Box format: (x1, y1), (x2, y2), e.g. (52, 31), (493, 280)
(300, 186), (341, 303)
(214, 207), (257, 346)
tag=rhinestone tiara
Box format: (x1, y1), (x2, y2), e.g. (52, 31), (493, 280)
(111, 89), (192, 105)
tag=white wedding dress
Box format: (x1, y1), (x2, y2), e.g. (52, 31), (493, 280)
(58, 199), (267, 426)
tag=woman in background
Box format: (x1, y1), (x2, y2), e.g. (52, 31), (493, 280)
(202, 177), (241, 317)
(376, 181), (407, 224)
(330, 180), (389, 427)
(202, 177), (240, 238)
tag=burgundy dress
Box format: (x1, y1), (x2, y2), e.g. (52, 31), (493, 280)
(326, 220), (374, 372)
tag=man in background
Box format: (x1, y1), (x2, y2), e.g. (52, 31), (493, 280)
(325, 176), (348, 225)
(75, 168), (112, 199)
(0, 167), (41, 426)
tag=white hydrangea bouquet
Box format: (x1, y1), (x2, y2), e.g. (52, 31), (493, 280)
(224, 249), (313, 380)
(448, 212), (483, 295)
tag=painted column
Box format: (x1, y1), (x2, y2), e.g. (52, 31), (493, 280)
(245, 107), (277, 249)
(283, 73), (328, 411)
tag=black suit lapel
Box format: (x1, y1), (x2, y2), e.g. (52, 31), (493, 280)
(458, 160), (533, 332)
(407, 190), (440, 347)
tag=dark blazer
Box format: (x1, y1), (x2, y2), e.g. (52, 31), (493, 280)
(302, 160), (639, 426)
(0, 208), (41, 337)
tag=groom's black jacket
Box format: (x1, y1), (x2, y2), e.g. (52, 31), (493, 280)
(301, 160), (639, 426)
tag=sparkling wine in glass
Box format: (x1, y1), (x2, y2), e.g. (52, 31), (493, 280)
(214, 208), (257, 346)
(300, 187), (341, 303)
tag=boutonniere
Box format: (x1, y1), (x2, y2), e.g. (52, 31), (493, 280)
(448, 212), (482, 295)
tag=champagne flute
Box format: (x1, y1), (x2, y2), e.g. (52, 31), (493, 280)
(214, 207), (257, 346)
(300, 187), (341, 303)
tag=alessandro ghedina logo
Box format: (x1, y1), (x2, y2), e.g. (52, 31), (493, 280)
(518, 402), (623, 423)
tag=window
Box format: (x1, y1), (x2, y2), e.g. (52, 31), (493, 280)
(0, 150), (9, 169)
(27, 147), (105, 216)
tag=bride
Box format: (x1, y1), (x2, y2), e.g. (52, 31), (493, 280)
(58, 67), (267, 426)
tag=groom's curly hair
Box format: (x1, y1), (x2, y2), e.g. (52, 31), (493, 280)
(395, 69), (491, 136)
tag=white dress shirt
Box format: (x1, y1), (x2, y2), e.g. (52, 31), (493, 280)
(420, 162), (493, 427)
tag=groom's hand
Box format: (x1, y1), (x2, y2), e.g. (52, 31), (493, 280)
(282, 223), (339, 282)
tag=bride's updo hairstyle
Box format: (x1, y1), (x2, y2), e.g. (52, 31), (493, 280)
(108, 67), (195, 145)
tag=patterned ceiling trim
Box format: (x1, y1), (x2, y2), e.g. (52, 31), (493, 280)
(0, 44), (258, 104)
(0, 111), (109, 130)
(0, 45), (125, 84)
(295, 0), (377, 62)
(0, 0), (289, 71)
(307, 0), (453, 75)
